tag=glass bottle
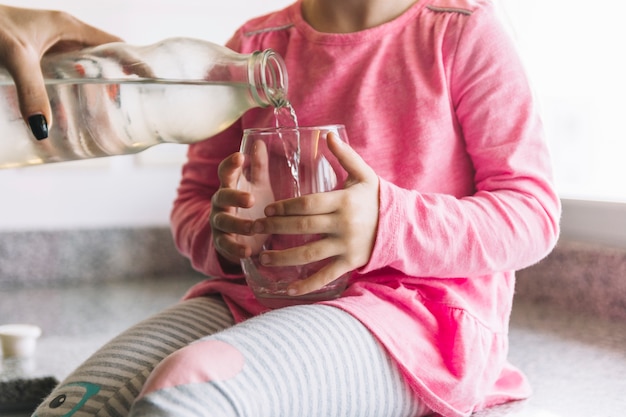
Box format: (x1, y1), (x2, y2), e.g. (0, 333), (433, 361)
(0, 37), (288, 169)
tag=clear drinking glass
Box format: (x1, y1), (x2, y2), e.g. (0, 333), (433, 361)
(237, 125), (350, 308)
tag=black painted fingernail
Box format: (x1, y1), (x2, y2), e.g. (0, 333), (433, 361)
(28, 114), (49, 140)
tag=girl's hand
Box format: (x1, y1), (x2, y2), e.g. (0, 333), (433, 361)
(210, 152), (255, 268)
(251, 133), (380, 295)
(0, 5), (121, 137)
(235, 139), (276, 255)
(210, 148), (274, 269)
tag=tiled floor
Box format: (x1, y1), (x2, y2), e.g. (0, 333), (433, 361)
(1, 276), (625, 417)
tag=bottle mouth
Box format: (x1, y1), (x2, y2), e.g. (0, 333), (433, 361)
(250, 49), (288, 108)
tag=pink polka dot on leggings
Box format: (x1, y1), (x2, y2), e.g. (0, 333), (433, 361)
(138, 340), (245, 398)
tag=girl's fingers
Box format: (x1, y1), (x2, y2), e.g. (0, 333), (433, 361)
(211, 211), (254, 236)
(264, 189), (343, 217)
(211, 188), (253, 212)
(214, 233), (251, 262)
(327, 132), (375, 184)
(259, 236), (342, 267)
(217, 152), (245, 188)
(253, 211), (338, 235)
(258, 237), (350, 296)
(287, 258), (351, 296)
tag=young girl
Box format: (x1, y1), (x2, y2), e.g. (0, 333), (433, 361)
(2, 0), (561, 416)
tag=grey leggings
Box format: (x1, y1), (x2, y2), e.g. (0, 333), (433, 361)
(33, 296), (429, 417)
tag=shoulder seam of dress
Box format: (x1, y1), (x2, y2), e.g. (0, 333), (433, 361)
(244, 23), (295, 37)
(426, 5), (473, 15)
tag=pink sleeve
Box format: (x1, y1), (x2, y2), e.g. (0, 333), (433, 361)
(360, 6), (561, 278)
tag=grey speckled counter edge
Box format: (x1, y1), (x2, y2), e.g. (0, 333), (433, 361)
(0, 227), (200, 288)
(517, 238), (626, 321)
(2, 228), (625, 321)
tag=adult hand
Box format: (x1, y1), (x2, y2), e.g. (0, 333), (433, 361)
(251, 133), (381, 295)
(0, 5), (122, 139)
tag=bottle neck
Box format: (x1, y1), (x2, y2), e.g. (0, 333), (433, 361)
(249, 50), (288, 108)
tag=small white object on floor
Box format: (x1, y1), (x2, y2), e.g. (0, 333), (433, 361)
(0, 324), (42, 358)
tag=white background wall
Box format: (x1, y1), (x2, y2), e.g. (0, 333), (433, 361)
(501, 0), (626, 203)
(1, 1), (625, 242)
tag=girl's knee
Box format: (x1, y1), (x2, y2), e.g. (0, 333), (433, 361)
(139, 339), (245, 398)
(130, 339), (246, 416)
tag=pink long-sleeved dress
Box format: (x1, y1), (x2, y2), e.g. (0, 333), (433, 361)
(171, 1), (561, 415)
